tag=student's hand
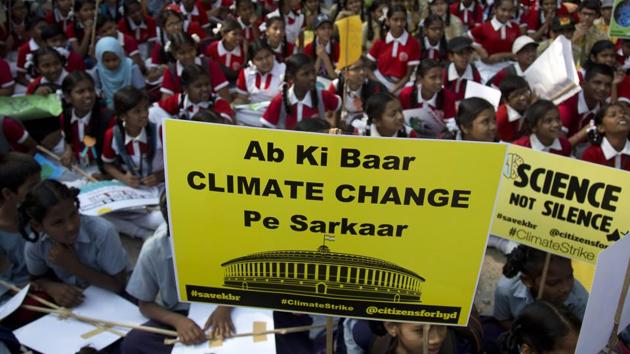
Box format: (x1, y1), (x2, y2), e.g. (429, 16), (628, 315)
(614, 67), (626, 85)
(60, 148), (75, 167)
(146, 66), (165, 82)
(34, 86), (54, 96)
(141, 173), (162, 187)
(174, 317), (207, 345)
(324, 110), (337, 128)
(204, 306), (235, 340)
(572, 23), (588, 42)
(121, 172), (141, 188)
(316, 44), (328, 59)
(48, 242), (81, 270)
(47, 282), (85, 308)
(473, 46), (488, 59)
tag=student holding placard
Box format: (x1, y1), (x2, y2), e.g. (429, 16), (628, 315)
(500, 301), (580, 354)
(582, 103), (630, 170)
(494, 245), (588, 329)
(122, 193), (235, 354)
(20, 180), (129, 308)
(514, 99), (572, 156)
(558, 63), (614, 147)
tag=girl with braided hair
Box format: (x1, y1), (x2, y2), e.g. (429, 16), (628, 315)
(261, 54), (341, 130)
(493, 245), (588, 329)
(499, 301), (580, 354)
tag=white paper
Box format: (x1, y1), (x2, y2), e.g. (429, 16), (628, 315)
(524, 35), (581, 105)
(403, 108), (446, 138)
(0, 284), (30, 320)
(575, 234), (630, 354)
(234, 101), (270, 127)
(79, 180), (160, 216)
(172, 303), (276, 354)
(14, 286), (149, 354)
(464, 81), (502, 110)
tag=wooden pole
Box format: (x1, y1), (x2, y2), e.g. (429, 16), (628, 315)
(164, 323), (327, 345)
(422, 324), (430, 354)
(606, 257), (630, 354)
(36, 145), (98, 182)
(326, 317), (334, 354)
(90, 0), (101, 52)
(537, 253), (552, 300)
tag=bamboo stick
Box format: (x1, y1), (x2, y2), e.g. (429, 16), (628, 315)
(537, 253), (552, 300)
(607, 258), (630, 354)
(36, 145), (98, 182)
(164, 323), (328, 345)
(326, 317), (334, 354)
(423, 324), (429, 354)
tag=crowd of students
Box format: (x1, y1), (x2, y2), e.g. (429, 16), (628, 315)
(1, 0), (630, 353)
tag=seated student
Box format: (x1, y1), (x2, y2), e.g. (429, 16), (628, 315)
(160, 33), (230, 102)
(58, 71), (115, 169)
(399, 59), (457, 131)
(234, 0), (261, 44)
(488, 36), (538, 88)
(95, 15), (145, 73)
(367, 5), (420, 93)
(571, 0), (608, 66)
(234, 40), (287, 104)
(260, 16), (297, 64)
(40, 24), (85, 73)
(467, 0), (521, 64)
(450, 0), (484, 31)
(101, 87), (165, 239)
(367, 314), (484, 354)
(495, 75), (533, 142)
(99, 0), (123, 21)
(0, 153), (41, 304)
(418, 15), (448, 62)
(362, 0), (386, 52)
(427, 0), (465, 41)
(500, 301), (580, 354)
(558, 63), (614, 147)
(0, 117), (36, 155)
(16, 17), (48, 87)
(93, 37), (145, 108)
(0, 57), (15, 96)
(21, 180), (129, 308)
(582, 103), (630, 170)
(261, 54), (341, 130)
(121, 193), (235, 354)
(514, 100), (572, 156)
(523, 0), (557, 41)
(304, 14), (339, 80)
(178, 0), (211, 30)
(443, 37), (482, 102)
(354, 92), (416, 137)
(494, 245), (588, 329)
(327, 56), (388, 129)
(66, 0), (97, 57)
(204, 18), (246, 84)
(45, 0), (75, 33)
(158, 64), (234, 122)
(264, 0), (305, 48)
(455, 97), (497, 142)
(117, 0), (158, 51)
(25, 47), (68, 95)
(538, 16), (582, 66)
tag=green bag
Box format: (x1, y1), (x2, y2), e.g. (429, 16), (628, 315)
(0, 94), (63, 120)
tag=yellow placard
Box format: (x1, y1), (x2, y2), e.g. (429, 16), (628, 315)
(492, 145), (630, 263)
(335, 15), (363, 71)
(164, 121), (506, 325)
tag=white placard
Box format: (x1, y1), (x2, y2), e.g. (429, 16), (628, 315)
(403, 108), (446, 138)
(79, 180), (160, 216)
(172, 303), (276, 354)
(14, 286), (149, 354)
(464, 81), (502, 110)
(575, 234), (630, 354)
(0, 284), (30, 320)
(524, 35), (581, 105)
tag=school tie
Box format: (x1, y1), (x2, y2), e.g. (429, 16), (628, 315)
(255, 73), (273, 90)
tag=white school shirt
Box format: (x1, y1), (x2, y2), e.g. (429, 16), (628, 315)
(530, 134), (563, 153)
(601, 137), (630, 169)
(238, 61), (286, 103)
(266, 9), (304, 44)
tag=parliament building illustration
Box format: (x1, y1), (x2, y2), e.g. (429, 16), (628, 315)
(220, 241), (425, 303)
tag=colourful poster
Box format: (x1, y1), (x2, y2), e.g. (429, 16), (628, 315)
(610, 0), (630, 39)
(492, 145), (630, 263)
(163, 121), (506, 325)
